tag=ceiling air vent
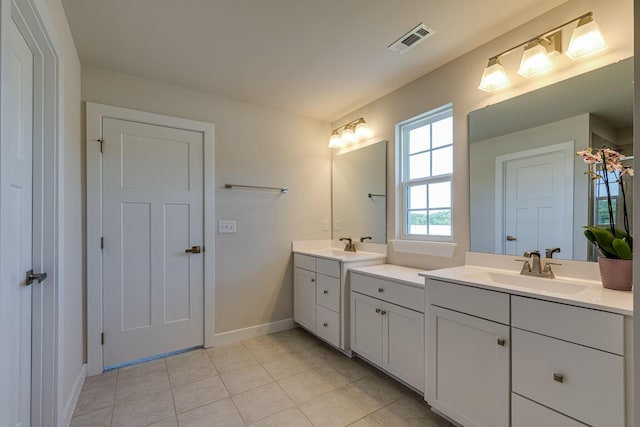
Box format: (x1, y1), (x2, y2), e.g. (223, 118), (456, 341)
(388, 23), (435, 54)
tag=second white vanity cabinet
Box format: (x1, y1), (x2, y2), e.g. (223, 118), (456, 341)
(350, 265), (425, 392)
(427, 278), (510, 427)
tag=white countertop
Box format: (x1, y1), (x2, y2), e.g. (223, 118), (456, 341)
(421, 265), (633, 316)
(350, 264), (425, 288)
(292, 240), (387, 262)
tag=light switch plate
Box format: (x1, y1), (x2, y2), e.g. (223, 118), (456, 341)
(218, 220), (236, 233)
(323, 219), (329, 231)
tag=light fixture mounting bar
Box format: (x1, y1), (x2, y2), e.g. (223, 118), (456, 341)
(488, 11), (593, 61)
(332, 117), (365, 133)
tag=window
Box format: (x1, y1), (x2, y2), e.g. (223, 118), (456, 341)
(398, 104), (453, 240)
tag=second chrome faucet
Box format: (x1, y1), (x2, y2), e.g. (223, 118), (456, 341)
(518, 250), (561, 279)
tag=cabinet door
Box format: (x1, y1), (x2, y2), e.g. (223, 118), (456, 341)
(294, 267), (316, 332)
(350, 292), (383, 366)
(428, 306), (510, 427)
(383, 301), (424, 392)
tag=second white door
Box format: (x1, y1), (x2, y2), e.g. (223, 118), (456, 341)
(501, 145), (573, 257)
(102, 118), (204, 367)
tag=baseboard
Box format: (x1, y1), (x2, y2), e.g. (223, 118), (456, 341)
(213, 318), (295, 347)
(60, 363), (87, 426)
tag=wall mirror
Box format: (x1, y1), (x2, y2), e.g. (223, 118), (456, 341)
(469, 58), (633, 261)
(332, 140), (387, 244)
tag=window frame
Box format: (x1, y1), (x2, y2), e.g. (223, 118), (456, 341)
(397, 104), (453, 241)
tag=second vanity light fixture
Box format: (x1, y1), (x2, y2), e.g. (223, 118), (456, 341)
(329, 117), (372, 148)
(479, 12), (608, 92)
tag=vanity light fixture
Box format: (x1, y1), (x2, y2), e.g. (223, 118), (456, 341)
(479, 12), (607, 92)
(328, 117), (372, 148)
(565, 14), (608, 59)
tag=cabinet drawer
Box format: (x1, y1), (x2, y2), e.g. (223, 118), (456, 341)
(427, 278), (509, 324)
(317, 274), (340, 312)
(351, 272), (424, 313)
(317, 258), (340, 278)
(512, 296), (624, 355)
(316, 305), (340, 347)
(294, 253), (316, 272)
(512, 393), (586, 427)
(512, 328), (624, 427)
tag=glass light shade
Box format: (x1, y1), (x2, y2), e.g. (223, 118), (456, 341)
(566, 18), (608, 59)
(478, 58), (510, 92)
(517, 41), (554, 77)
(355, 121), (372, 139)
(328, 131), (342, 148)
(341, 127), (355, 144)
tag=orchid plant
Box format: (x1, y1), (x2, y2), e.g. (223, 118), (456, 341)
(577, 147), (634, 260)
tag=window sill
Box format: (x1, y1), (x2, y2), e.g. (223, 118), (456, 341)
(389, 239), (458, 258)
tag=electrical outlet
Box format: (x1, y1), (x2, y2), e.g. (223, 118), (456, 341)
(322, 219), (329, 231)
(218, 220), (236, 233)
(334, 220), (341, 231)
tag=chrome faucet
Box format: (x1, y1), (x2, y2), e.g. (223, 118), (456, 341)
(339, 237), (357, 252)
(517, 250), (561, 279)
(545, 247), (561, 258)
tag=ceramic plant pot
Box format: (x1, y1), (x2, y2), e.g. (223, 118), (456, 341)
(598, 257), (633, 291)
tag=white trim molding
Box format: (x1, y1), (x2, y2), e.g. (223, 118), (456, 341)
(389, 239), (457, 258)
(85, 103), (216, 375)
(213, 318), (296, 347)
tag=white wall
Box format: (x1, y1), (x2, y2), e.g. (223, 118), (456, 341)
(333, 0), (634, 270)
(80, 66), (331, 335)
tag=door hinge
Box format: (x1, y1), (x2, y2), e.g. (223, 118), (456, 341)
(101, 333), (104, 345)
(97, 138), (104, 153)
(100, 237), (104, 250)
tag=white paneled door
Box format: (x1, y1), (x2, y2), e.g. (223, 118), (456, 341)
(102, 118), (204, 367)
(501, 144), (573, 257)
(1, 18), (34, 427)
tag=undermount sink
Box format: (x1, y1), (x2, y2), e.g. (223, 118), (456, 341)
(466, 270), (589, 295)
(313, 248), (361, 258)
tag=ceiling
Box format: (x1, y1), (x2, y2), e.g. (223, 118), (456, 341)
(62, 0), (569, 122)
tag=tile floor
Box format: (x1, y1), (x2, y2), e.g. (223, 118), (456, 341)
(71, 328), (452, 427)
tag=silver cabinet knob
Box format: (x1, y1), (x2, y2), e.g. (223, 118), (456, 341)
(323, 290), (328, 294)
(323, 322), (328, 327)
(375, 308), (381, 313)
(553, 373), (564, 383)
(378, 287), (384, 293)
(497, 338), (506, 346)
(380, 310), (387, 315)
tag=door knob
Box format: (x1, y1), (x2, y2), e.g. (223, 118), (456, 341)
(185, 246), (201, 254)
(25, 269), (47, 286)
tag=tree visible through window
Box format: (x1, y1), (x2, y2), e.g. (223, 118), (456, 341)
(398, 104), (453, 239)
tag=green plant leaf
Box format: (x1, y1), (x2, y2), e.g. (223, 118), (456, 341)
(583, 226), (619, 258)
(612, 238), (632, 260)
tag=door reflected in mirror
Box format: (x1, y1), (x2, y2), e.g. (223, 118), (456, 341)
(332, 141), (387, 244)
(469, 58), (633, 261)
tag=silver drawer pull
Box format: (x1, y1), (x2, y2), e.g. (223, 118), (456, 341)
(553, 373), (564, 383)
(311, 278), (315, 282)
(375, 308), (381, 313)
(380, 310), (387, 315)
(323, 322), (328, 327)
(497, 338), (506, 346)
(378, 287), (384, 293)
(323, 290), (328, 294)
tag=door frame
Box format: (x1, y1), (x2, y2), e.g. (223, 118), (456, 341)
(494, 141), (574, 255)
(1, 0), (59, 425)
(86, 102), (215, 376)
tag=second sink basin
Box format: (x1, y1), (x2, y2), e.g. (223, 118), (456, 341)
(466, 270), (589, 295)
